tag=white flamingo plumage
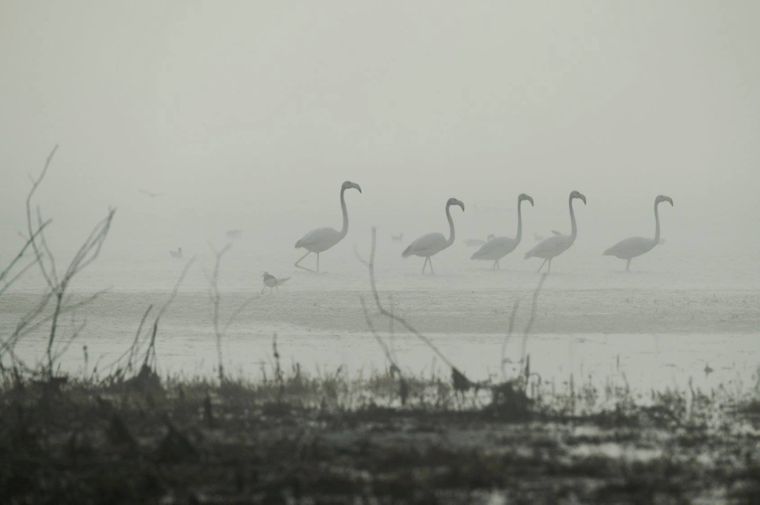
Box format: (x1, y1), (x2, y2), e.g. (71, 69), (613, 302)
(402, 197), (465, 275)
(524, 190), (586, 273)
(295, 181), (362, 272)
(603, 195), (673, 271)
(471, 193), (534, 270)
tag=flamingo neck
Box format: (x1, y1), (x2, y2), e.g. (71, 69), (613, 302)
(653, 200), (662, 243)
(515, 198), (524, 244)
(569, 196), (578, 239)
(339, 187), (349, 237)
(446, 204), (456, 245)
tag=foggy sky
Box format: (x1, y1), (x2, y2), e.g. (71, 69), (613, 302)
(1, 1), (759, 276)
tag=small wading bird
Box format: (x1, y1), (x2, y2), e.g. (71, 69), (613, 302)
(471, 193), (534, 270)
(261, 272), (289, 293)
(525, 190), (586, 273)
(295, 180), (362, 273)
(169, 247), (183, 259)
(402, 197), (465, 275)
(603, 195), (674, 271)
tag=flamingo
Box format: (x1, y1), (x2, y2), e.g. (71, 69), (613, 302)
(471, 193), (534, 270)
(603, 195), (673, 271)
(402, 198), (465, 274)
(524, 190), (586, 272)
(295, 180), (362, 272)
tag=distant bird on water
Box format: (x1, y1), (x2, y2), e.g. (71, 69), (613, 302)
(525, 190), (586, 273)
(402, 197), (465, 275)
(139, 189), (163, 198)
(464, 235), (495, 247)
(471, 193), (534, 270)
(391, 233), (404, 243)
(261, 272), (289, 293)
(295, 181), (362, 273)
(169, 247), (183, 259)
(603, 195), (674, 271)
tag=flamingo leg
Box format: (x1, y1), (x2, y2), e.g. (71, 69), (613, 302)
(536, 259), (547, 273)
(625, 259), (631, 272)
(421, 257), (428, 274)
(429, 258), (435, 275)
(316, 253), (320, 273)
(295, 251), (316, 272)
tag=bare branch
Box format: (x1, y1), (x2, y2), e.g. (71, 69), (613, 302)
(25, 145), (59, 290)
(364, 226), (457, 370)
(519, 273), (548, 363)
(0, 218), (51, 292)
(35, 207), (59, 285)
(138, 257), (196, 371)
(359, 296), (401, 373)
(207, 243), (233, 382)
(221, 294), (259, 336)
(500, 299), (521, 381)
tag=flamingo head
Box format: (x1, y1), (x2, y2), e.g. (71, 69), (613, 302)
(342, 181), (362, 193)
(570, 190), (587, 205)
(656, 195), (673, 206)
(519, 193), (534, 206)
(446, 198), (465, 211)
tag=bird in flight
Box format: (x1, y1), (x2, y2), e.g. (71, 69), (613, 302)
(139, 189), (164, 198)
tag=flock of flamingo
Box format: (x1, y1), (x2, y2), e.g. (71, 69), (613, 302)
(292, 180), (673, 275)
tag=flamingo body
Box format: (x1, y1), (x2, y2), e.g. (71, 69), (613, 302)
(472, 236), (519, 260)
(603, 236), (656, 260)
(604, 195), (673, 271)
(524, 190), (586, 272)
(402, 197), (464, 274)
(472, 193), (533, 269)
(295, 227), (343, 253)
(403, 233), (449, 258)
(525, 234), (574, 260)
(294, 181), (361, 272)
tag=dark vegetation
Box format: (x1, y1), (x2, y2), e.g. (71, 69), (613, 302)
(2, 367), (760, 504)
(1, 149), (759, 504)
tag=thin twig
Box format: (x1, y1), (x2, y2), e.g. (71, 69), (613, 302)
(500, 299), (521, 381)
(519, 273), (548, 362)
(0, 218), (51, 293)
(364, 226), (457, 371)
(359, 296), (400, 372)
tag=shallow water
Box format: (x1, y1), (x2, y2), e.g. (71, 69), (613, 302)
(3, 257), (759, 395)
(3, 232), (759, 392)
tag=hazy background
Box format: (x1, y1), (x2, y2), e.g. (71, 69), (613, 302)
(1, 0), (759, 291)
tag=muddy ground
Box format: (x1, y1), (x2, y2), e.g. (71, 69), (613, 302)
(1, 370), (759, 505)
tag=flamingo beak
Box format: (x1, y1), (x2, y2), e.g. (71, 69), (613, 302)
(354, 183), (362, 193)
